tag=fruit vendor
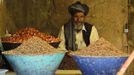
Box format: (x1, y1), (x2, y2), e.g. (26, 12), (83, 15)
(58, 1), (99, 51)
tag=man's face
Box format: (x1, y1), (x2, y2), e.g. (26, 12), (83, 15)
(73, 12), (86, 25)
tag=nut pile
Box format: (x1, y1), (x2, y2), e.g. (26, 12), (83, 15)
(2, 27), (60, 43)
(3, 37), (64, 55)
(73, 38), (128, 56)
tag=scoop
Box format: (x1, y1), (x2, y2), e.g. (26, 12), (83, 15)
(116, 50), (134, 75)
(0, 69), (8, 75)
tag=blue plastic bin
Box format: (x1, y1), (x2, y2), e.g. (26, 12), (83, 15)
(4, 52), (65, 75)
(72, 55), (128, 75)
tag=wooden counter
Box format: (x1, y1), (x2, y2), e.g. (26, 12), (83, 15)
(5, 70), (82, 75)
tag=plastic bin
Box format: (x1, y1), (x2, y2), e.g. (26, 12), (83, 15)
(72, 55), (128, 75)
(3, 52), (65, 75)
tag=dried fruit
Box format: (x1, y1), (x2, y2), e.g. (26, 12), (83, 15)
(2, 27), (60, 43)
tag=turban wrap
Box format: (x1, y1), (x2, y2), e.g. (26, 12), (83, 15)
(68, 1), (89, 16)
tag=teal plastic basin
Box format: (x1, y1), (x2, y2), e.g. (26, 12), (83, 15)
(3, 52), (65, 75)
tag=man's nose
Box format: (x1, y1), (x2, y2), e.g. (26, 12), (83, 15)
(77, 18), (81, 21)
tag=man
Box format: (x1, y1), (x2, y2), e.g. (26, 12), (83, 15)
(58, 1), (99, 51)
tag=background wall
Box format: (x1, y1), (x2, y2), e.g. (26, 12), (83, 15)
(0, 0), (133, 74)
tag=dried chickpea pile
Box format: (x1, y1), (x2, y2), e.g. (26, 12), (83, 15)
(2, 27), (60, 43)
(3, 37), (64, 55)
(73, 38), (128, 56)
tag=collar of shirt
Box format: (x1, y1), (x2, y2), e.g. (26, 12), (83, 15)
(73, 23), (87, 33)
(82, 24), (87, 32)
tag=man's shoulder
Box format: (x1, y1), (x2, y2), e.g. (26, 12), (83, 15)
(63, 21), (72, 28)
(64, 21), (70, 26)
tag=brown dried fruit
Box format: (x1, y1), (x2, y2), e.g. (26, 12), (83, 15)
(2, 27), (60, 43)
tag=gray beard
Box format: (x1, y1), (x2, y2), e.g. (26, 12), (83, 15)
(74, 23), (84, 32)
